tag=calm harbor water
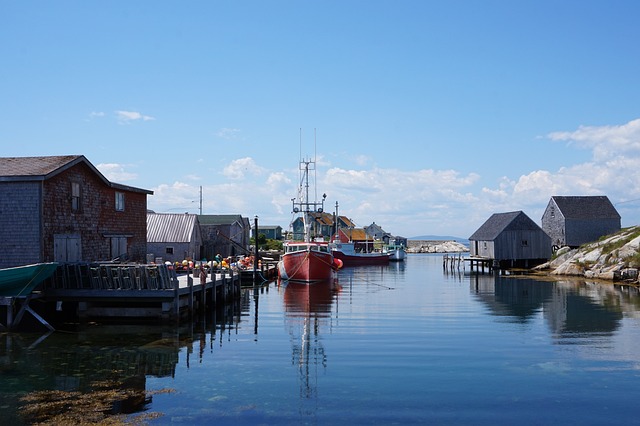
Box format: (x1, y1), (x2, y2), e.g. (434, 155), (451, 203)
(3, 254), (640, 425)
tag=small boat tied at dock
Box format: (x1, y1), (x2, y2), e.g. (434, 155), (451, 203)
(386, 239), (407, 262)
(278, 156), (342, 283)
(0, 262), (59, 297)
(0, 262), (59, 331)
(330, 239), (390, 266)
(329, 202), (390, 266)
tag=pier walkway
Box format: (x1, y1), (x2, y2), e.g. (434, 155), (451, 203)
(38, 263), (242, 323)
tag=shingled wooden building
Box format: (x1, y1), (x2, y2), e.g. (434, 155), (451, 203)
(0, 155), (153, 269)
(469, 211), (551, 270)
(541, 196), (621, 249)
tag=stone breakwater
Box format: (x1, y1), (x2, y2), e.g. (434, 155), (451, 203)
(407, 240), (469, 253)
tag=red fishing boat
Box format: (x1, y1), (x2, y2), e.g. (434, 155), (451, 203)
(329, 205), (390, 266)
(330, 240), (390, 266)
(278, 157), (342, 282)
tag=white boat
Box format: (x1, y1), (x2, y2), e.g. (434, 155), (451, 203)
(386, 240), (407, 261)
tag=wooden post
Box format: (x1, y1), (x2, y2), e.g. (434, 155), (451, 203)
(254, 216), (259, 286)
(188, 268), (194, 312)
(173, 268), (180, 318)
(212, 273), (217, 305)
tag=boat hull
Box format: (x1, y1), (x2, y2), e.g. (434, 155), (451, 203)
(0, 262), (59, 297)
(332, 250), (390, 266)
(278, 250), (336, 283)
(388, 248), (407, 261)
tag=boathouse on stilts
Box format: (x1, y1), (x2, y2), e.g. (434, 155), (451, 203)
(467, 211), (552, 273)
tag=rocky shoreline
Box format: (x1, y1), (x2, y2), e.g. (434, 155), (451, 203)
(535, 226), (640, 283)
(407, 240), (469, 254)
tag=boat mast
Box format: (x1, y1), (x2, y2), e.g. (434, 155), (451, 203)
(292, 129), (326, 243)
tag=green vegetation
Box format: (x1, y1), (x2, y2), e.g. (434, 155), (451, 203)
(600, 227), (640, 256)
(250, 234), (283, 251)
(624, 251), (640, 268)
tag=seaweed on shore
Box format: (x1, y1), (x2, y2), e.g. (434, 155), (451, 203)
(18, 380), (174, 425)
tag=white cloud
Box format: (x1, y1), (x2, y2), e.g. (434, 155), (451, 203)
(96, 163), (137, 182)
(115, 110), (155, 124)
(146, 117), (640, 237)
(216, 128), (241, 140)
(547, 118), (640, 161)
(222, 157), (266, 179)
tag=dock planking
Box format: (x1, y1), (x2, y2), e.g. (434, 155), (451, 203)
(35, 263), (241, 323)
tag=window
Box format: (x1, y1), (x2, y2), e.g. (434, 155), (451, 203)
(110, 236), (127, 260)
(522, 240), (528, 247)
(166, 247), (174, 255)
(71, 182), (81, 211)
(115, 192), (125, 211)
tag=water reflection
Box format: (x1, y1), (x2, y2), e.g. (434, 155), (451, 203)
(0, 299), (243, 424)
(280, 279), (341, 415)
(470, 274), (627, 339)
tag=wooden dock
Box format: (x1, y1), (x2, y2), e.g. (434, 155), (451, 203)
(1, 263), (242, 328)
(239, 260), (279, 286)
(443, 254), (498, 274)
(464, 256), (498, 273)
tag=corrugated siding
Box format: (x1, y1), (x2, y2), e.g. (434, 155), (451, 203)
(147, 213), (197, 243)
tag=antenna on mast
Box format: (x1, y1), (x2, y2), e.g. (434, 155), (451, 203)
(314, 128), (318, 203)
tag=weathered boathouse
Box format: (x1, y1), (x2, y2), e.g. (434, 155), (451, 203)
(0, 155), (152, 269)
(199, 214), (251, 259)
(541, 195), (621, 249)
(468, 211), (551, 271)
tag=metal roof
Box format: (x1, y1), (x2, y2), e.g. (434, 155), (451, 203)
(469, 211), (541, 241)
(198, 214), (244, 225)
(147, 213), (198, 243)
(551, 196), (620, 220)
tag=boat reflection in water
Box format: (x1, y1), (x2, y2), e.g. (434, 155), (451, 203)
(280, 278), (341, 413)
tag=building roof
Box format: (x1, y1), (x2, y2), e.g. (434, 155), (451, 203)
(0, 155), (152, 194)
(469, 211), (542, 241)
(259, 225), (282, 230)
(198, 214), (245, 226)
(338, 216), (356, 228)
(339, 228), (370, 242)
(551, 196), (620, 220)
(147, 213), (198, 243)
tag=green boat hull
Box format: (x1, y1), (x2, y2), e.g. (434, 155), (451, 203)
(0, 263), (59, 297)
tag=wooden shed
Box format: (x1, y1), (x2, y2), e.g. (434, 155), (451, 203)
(147, 212), (203, 263)
(0, 155), (152, 268)
(199, 214), (251, 259)
(469, 211), (551, 269)
(541, 196), (621, 248)
(254, 225), (283, 241)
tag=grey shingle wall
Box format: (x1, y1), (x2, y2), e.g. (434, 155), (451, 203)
(0, 182), (42, 268)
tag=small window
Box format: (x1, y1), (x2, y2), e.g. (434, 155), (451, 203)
(71, 182), (81, 211)
(166, 247), (174, 255)
(115, 192), (125, 211)
(522, 240), (528, 247)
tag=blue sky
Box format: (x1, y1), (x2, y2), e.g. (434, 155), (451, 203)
(2, 1), (640, 238)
